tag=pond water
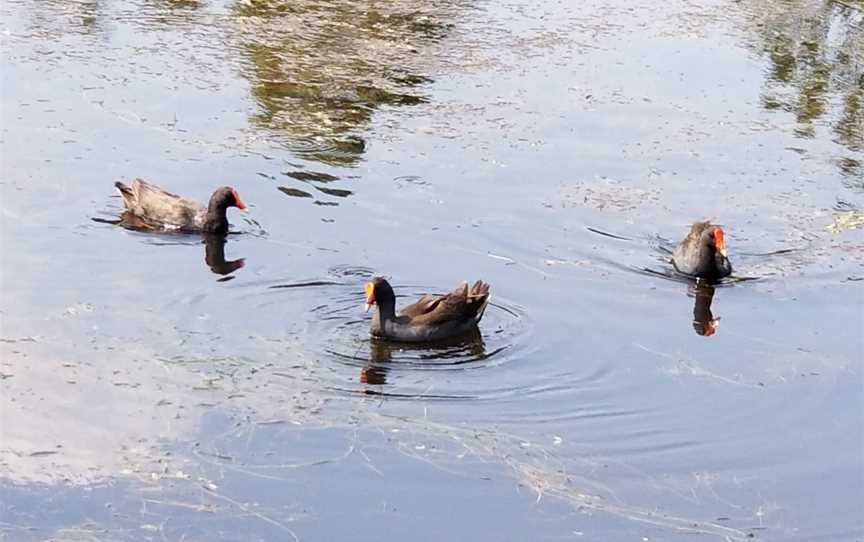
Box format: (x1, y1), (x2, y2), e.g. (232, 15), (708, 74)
(1, 0), (862, 540)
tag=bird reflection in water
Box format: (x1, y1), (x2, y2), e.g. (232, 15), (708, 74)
(99, 214), (246, 277)
(360, 329), (487, 387)
(689, 282), (720, 337)
(203, 234), (245, 276)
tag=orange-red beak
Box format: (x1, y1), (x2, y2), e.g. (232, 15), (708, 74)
(714, 227), (727, 258)
(232, 188), (248, 211)
(364, 282), (376, 312)
(705, 319), (719, 337)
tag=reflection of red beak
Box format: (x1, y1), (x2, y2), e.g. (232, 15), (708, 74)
(232, 189), (248, 211)
(705, 319), (719, 337)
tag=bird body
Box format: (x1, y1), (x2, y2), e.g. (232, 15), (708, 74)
(114, 179), (246, 234)
(671, 221), (732, 281)
(365, 278), (490, 342)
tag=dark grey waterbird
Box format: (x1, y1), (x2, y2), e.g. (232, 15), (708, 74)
(364, 277), (491, 342)
(114, 178), (247, 234)
(672, 221), (732, 281)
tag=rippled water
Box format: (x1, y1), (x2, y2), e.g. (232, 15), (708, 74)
(1, 0), (862, 540)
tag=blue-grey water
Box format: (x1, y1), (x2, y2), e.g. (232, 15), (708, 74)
(1, 0), (862, 540)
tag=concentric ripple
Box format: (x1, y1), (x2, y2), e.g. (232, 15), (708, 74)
(305, 280), (534, 400)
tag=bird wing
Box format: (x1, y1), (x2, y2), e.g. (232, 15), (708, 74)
(125, 179), (203, 227)
(405, 281), (490, 327)
(398, 293), (445, 319)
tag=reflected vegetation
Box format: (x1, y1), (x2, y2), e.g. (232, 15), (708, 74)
(19, 0), (106, 36)
(689, 283), (720, 336)
(746, 0), (864, 178)
(232, 0), (449, 169)
(18, 0), (212, 37)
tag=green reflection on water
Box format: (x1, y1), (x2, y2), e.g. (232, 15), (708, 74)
(749, 0), (863, 176)
(233, 0), (448, 166)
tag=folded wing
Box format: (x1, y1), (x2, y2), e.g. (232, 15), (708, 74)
(403, 280), (490, 327)
(115, 178), (202, 229)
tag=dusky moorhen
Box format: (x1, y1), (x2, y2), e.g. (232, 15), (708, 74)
(364, 277), (491, 342)
(114, 178), (246, 234)
(671, 221), (732, 281)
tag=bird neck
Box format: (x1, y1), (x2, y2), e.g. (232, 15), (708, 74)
(714, 252), (732, 278)
(376, 296), (397, 321)
(204, 201), (230, 234)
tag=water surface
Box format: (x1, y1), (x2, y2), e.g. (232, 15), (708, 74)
(1, 0), (862, 540)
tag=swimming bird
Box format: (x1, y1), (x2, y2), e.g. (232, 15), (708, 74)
(114, 178), (246, 234)
(364, 277), (491, 342)
(671, 221), (732, 281)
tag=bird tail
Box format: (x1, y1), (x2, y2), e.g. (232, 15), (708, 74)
(469, 280), (491, 322)
(114, 181), (135, 208)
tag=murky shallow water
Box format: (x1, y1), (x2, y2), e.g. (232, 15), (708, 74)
(1, 0), (862, 540)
